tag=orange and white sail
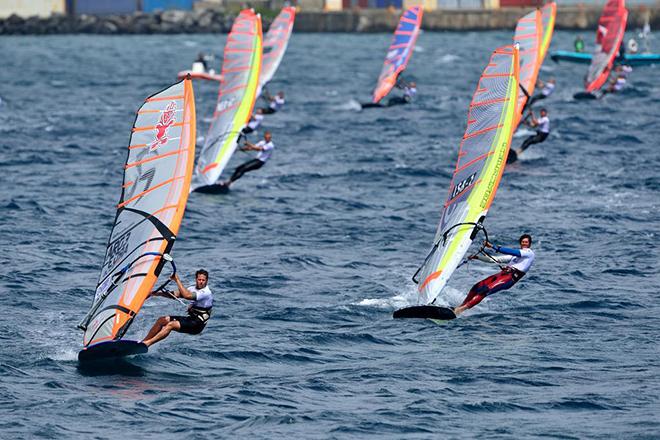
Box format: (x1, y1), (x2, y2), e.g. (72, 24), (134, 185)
(540, 2), (557, 62)
(258, 6), (296, 97)
(513, 9), (542, 127)
(79, 79), (196, 348)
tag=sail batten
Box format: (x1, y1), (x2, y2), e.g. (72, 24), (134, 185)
(415, 45), (519, 306)
(372, 6), (423, 103)
(192, 9), (262, 190)
(80, 79), (196, 348)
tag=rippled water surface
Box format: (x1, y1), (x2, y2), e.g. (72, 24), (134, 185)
(1, 31), (659, 439)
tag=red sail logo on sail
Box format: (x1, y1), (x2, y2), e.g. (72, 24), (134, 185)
(150, 101), (177, 151)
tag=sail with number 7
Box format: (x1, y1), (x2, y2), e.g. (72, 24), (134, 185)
(78, 78), (196, 356)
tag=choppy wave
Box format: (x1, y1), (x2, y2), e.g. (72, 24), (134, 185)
(0, 31), (658, 439)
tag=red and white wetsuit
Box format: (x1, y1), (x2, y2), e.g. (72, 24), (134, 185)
(459, 246), (535, 310)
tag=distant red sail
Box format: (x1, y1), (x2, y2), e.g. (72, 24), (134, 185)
(585, 0), (628, 92)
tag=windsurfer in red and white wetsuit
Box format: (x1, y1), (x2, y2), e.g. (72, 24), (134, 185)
(454, 234), (535, 316)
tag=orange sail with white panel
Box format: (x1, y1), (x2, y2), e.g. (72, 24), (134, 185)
(78, 78), (196, 361)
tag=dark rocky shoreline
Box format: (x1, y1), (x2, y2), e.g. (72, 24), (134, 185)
(0, 6), (657, 35)
(0, 9), (236, 35)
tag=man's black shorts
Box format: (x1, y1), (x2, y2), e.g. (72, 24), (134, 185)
(170, 315), (206, 335)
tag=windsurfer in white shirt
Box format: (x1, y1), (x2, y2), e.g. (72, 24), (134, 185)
(142, 269), (213, 347)
(242, 108), (265, 136)
(604, 65), (629, 94)
(261, 91), (285, 114)
(508, 108), (550, 163)
(524, 78), (556, 111)
(454, 234), (535, 316)
(388, 79), (417, 106)
(223, 131), (275, 188)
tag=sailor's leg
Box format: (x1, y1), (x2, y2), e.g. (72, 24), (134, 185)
(229, 159), (264, 183)
(455, 270), (516, 315)
(143, 319), (182, 347)
(143, 316), (169, 341)
(520, 133), (540, 152)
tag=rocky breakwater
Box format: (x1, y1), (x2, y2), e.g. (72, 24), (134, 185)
(0, 5), (657, 34)
(0, 9), (239, 34)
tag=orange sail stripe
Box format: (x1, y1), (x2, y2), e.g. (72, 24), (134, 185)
(464, 124), (503, 140)
(470, 97), (508, 108)
(455, 151), (495, 174)
(125, 149), (189, 169)
(419, 270), (442, 291)
(132, 122), (184, 133)
(481, 73), (513, 79)
(146, 94), (184, 102)
(117, 176), (182, 208)
(202, 162), (219, 174)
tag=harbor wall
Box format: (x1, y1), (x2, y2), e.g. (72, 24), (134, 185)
(0, 5), (657, 34)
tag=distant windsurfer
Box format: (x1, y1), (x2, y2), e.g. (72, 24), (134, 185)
(387, 79), (417, 106)
(604, 66), (628, 94)
(261, 90), (285, 114)
(509, 108), (550, 163)
(193, 52), (211, 73)
(524, 78), (555, 111)
(222, 131), (275, 188)
(362, 79), (417, 108)
(242, 108), (265, 135)
(142, 269), (213, 347)
(453, 235), (535, 316)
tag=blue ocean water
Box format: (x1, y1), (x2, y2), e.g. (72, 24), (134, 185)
(1, 31), (659, 439)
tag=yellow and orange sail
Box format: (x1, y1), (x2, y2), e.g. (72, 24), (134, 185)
(192, 9), (263, 189)
(415, 45), (520, 306)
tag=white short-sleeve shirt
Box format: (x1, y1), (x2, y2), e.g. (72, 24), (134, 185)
(247, 113), (264, 130)
(507, 248), (535, 273)
(256, 140), (275, 162)
(188, 285), (213, 309)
